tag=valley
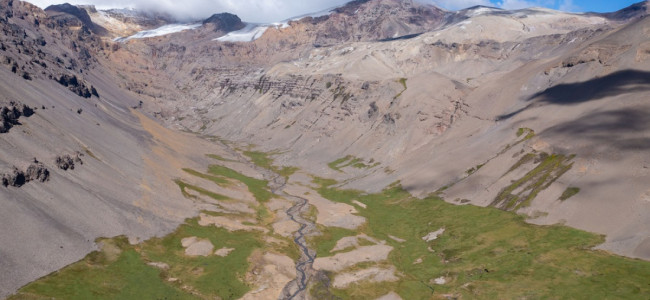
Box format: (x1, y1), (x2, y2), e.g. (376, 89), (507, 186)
(1, 0), (650, 299)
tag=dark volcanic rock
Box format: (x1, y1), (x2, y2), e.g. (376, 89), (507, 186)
(25, 161), (49, 182)
(0, 102), (34, 133)
(55, 152), (83, 171)
(45, 3), (94, 29)
(2, 160), (50, 187)
(202, 13), (245, 33)
(600, 1), (648, 21)
(2, 167), (26, 187)
(57, 74), (97, 98)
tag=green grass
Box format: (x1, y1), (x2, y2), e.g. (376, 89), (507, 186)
(207, 165), (272, 203)
(243, 151), (274, 170)
(11, 218), (263, 300)
(243, 150), (299, 179)
(206, 154), (238, 162)
(393, 78), (408, 100)
(506, 152), (537, 175)
(327, 155), (377, 172)
(560, 187), (581, 201)
(182, 168), (230, 186)
(308, 226), (360, 257)
(466, 164), (485, 175)
(516, 127), (536, 140)
(175, 179), (229, 201)
(311, 180), (650, 299)
(492, 153), (574, 210)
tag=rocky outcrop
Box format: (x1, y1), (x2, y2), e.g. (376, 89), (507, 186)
(44, 3), (98, 32)
(57, 74), (99, 98)
(2, 160), (49, 188)
(0, 102), (34, 133)
(202, 13), (245, 33)
(55, 152), (83, 171)
(600, 1), (648, 21)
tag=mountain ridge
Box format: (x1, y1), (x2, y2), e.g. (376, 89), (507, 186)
(1, 0), (650, 298)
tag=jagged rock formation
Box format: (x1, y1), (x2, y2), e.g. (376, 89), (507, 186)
(2, 160), (49, 187)
(55, 152), (83, 170)
(0, 1), (217, 297)
(202, 13), (245, 33)
(57, 74), (98, 98)
(44, 3), (95, 30)
(0, 101), (33, 133)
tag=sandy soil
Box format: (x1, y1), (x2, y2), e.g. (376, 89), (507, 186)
(422, 228), (445, 242)
(313, 245), (393, 272)
(332, 234), (380, 252)
(376, 292), (403, 300)
(181, 237), (214, 257)
(268, 198), (301, 238)
(198, 213), (269, 233)
(215, 247), (235, 257)
(284, 184), (365, 229)
(241, 251), (296, 300)
(332, 266), (399, 288)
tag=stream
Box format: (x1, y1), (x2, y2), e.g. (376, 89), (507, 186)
(218, 143), (323, 299)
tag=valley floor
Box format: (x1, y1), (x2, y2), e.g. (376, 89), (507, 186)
(9, 137), (650, 300)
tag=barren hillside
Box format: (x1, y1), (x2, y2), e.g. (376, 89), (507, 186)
(2, 0), (650, 299)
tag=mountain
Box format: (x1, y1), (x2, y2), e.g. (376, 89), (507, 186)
(2, 0), (650, 298)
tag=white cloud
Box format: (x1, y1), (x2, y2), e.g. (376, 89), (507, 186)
(494, 0), (537, 9)
(424, 0), (493, 10)
(558, 0), (580, 12)
(23, 0), (351, 23)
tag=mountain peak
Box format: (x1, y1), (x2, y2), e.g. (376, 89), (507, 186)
(202, 13), (245, 33)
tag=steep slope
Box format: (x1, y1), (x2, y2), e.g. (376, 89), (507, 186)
(0, 0), (221, 297)
(3, 0), (650, 298)
(83, 6), (177, 38)
(104, 0), (650, 262)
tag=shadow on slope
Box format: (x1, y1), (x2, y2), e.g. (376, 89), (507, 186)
(498, 70), (650, 120)
(540, 108), (650, 151)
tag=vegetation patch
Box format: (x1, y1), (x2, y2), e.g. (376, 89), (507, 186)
(328, 155), (379, 172)
(559, 187), (581, 201)
(175, 179), (229, 201)
(393, 78), (408, 100)
(491, 153), (575, 210)
(10, 219), (263, 300)
(312, 180), (650, 299)
(13, 156), (302, 300)
(207, 165), (272, 203)
(308, 226), (360, 257)
(516, 127), (536, 140)
(182, 168), (230, 186)
(466, 164), (485, 175)
(243, 150), (298, 179)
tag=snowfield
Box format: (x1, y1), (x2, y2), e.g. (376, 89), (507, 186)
(115, 23), (201, 41)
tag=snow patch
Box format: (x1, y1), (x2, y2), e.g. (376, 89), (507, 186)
(115, 23), (201, 41)
(215, 23), (270, 42)
(467, 7), (501, 17)
(214, 5), (338, 43)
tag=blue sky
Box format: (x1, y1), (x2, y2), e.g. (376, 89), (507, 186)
(24, 0), (644, 22)
(429, 0), (643, 12)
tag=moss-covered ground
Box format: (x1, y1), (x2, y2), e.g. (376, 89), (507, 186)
(311, 179), (650, 299)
